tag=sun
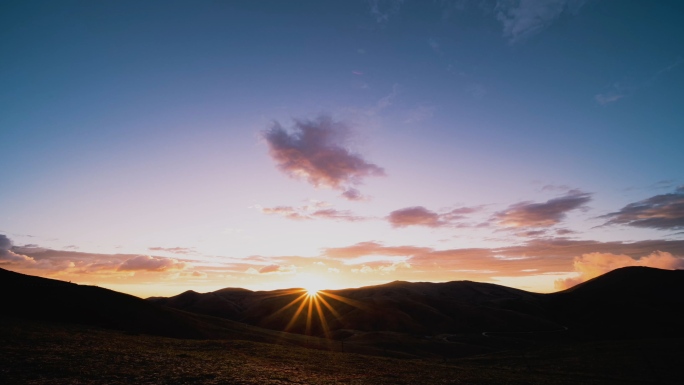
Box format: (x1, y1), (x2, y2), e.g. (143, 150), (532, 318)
(298, 274), (326, 297)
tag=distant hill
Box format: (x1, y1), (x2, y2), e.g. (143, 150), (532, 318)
(150, 266), (684, 340)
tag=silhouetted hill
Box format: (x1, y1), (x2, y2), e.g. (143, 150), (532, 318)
(152, 278), (561, 336)
(150, 267), (684, 341)
(545, 266), (684, 338)
(0, 268), (334, 348)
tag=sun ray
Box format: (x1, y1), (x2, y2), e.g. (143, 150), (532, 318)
(305, 295), (314, 335)
(264, 292), (308, 322)
(319, 291), (371, 311)
(317, 293), (342, 320)
(285, 295), (309, 332)
(312, 295), (331, 339)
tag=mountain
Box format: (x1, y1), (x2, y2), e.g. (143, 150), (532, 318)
(149, 267), (684, 340)
(0, 267), (332, 348)
(545, 266), (684, 338)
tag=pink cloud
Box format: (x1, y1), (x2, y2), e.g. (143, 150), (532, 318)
(324, 241), (430, 259)
(494, 191), (591, 228)
(263, 115), (385, 200)
(387, 206), (480, 228)
(118, 255), (186, 272)
(259, 204), (365, 222)
(601, 187), (684, 230)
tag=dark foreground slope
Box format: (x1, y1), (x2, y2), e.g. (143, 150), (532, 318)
(3, 316), (683, 385)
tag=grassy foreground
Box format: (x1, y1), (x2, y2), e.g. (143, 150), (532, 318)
(1, 317), (682, 385)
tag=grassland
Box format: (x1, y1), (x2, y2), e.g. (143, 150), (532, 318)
(2, 316), (683, 385)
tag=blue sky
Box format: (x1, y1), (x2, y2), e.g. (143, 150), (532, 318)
(1, 0), (683, 297)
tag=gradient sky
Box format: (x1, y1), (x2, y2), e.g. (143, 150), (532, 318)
(2, 0), (684, 298)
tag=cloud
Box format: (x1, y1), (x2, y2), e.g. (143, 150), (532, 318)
(404, 105), (436, 124)
(0, 234), (36, 265)
(494, 190), (591, 228)
(341, 188), (366, 201)
(117, 255), (186, 272)
(368, 0), (405, 24)
(428, 38), (442, 55)
(259, 264), (281, 274)
(351, 261), (411, 274)
(258, 264), (296, 274)
(376, 84), (400, 111)
(324, 241), (431, 259)
(263, 115), (385, 199)
(495, 0), (588, 43)
(148, 247), (196, 255)
(467, 84), (487, 99)
(600, 187), (684, 230)
(388, 206), (480, 228)
(258, 202), (366, 222)
(554, 251), (684, 290)
(594, 82), (634, 105)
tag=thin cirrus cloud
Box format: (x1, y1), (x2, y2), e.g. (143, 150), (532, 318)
(148, 246), (197, 255)
(263, 115), (385, 200)
(368, 0), (405, 25)
(493, 190), (591, 228)
(323, 241), (432, 259)
(600, 187), (684, 230)
(494, 0), (588, 43)
(387, 206), (480, 228)
(258, 202), (366, 222)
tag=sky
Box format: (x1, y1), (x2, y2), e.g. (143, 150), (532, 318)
(1, 0), (684, 298)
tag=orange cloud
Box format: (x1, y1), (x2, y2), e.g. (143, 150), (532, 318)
(554, 251), (684, 290)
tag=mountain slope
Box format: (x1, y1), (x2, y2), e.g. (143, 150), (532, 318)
(545, 266), (684, 338)
(150, 267), (684, 340)
(0, 267), (329, 347)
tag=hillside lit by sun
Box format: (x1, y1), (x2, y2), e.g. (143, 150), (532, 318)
(1, 1), (683, 298)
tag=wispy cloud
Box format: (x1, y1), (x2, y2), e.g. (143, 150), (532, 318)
(323, 241), (431, 259)
(404, 105), (436, 124)
(600, 187), (684, 230)
(148, 247), (197, 255)
(428, 37), (443, 55)
(594, 82), (634, 105)
(554, 251), (684, 290)
(368, 0), (405, 25)
(493, 190), (591, 228)
(263, 115), (385, 200)
(387, 206), (480, 228)
(118, 255), (186, 272)
(495, 0), (588, 43)
(595, 57), (683, 105)
(257, 201), (367, 222)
